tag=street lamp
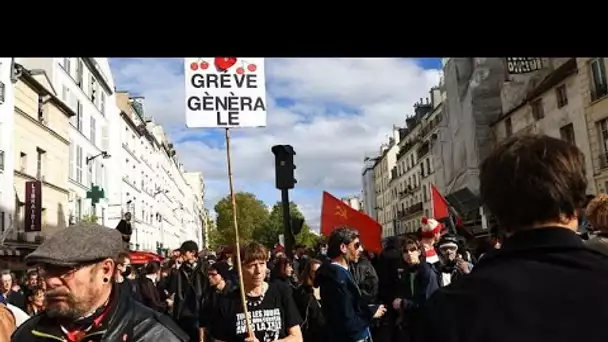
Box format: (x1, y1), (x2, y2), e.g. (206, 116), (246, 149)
(86, 151), (111, 165)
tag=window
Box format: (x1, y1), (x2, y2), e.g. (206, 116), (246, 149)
(102, 125), (109, 151)
(63, 58), (71, 74)
(0, 150), (4, 171)
(87, 155), (93, 186)
(75, 198), (82, 221)
(505, 117), (513, 137)
(559, 123), (575, 145)
(69, 140), (74, 179)
(76, 58), (84, 88)
(598, 119), (608, 169)
(89, 75), (96, 102)
(37, 96), (45, 122)
(62, 85), (69, 103)
(76, 146), (83, 183)
(90, 116), (96, 145)
(19, 152), (27, 173)
(426, 158), (431, 175)
(556, 84), (568, 108)
(100, 92), (106, 116)
(36, 148), (46, 180)
(590, 58), (608, 101)
(531, 99), (544, 120)
(76, 101), (83, 132)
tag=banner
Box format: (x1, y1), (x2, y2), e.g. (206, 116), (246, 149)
(24, 181), (42, 232)
(320, 191), (382, 252)
(506, 58), (543, 74)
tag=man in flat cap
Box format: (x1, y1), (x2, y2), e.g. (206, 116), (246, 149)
(11, 223), (188, 342)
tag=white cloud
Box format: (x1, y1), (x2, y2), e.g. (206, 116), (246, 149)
(110, 58), (442, 229)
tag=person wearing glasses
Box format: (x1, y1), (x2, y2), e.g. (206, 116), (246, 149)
(11, 223), (188, 342)
(199, 261), (235, 342)
(315, 227), (386, 342)
(434, 234), (473, 287)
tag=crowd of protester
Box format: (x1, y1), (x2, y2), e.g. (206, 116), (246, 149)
(3, 134), (608, 341)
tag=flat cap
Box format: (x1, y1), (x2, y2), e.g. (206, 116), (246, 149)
(25, 223), (123, 267)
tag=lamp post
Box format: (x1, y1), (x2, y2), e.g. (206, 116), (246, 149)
(85, 151), (110, 221)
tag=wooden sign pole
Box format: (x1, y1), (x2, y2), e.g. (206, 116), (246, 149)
(224, 127), (254, 338)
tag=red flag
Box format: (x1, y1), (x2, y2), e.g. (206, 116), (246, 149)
(320, 191), (382, 252)
(431, 184), (450, 220)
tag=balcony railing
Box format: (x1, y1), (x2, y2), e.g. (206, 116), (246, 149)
(416, 140), (430, 160)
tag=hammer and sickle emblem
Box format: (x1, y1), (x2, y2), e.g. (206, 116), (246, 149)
(335, 205), (348, 219)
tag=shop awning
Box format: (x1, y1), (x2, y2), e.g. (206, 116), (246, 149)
(129, 251), (163, 265)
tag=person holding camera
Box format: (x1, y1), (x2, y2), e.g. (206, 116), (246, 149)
(434, 234), (473, 287)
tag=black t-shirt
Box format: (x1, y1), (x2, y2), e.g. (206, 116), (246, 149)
(210, 281), (302, 342)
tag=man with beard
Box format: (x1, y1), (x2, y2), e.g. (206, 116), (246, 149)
(11, 223), (187, 342)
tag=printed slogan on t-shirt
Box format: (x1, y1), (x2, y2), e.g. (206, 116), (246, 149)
(184, 57), (267, 128)
(235, 308), (282, 341)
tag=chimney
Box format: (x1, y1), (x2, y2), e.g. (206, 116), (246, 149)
(420, 97), (423, 105)
(425, 97), (429, 104)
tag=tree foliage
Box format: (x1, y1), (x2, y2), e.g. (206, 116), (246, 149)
(295, 225), (321, 248)
(214, 192), (269, 246)
(254, 201), (321, 249)
(81, 214), (98, 224)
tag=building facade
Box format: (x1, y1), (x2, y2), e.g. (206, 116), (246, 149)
(578, 57), (608, 194)
(433, 58), (505, 229)
(494, 58), (595, 194)
(373, 127), (400, 238)
(0, 59), (15, 241)
(184, 172), (206, 248)
(361, 158), (377, 220)
(6, 66), (72, 252)
(392, 101), (430, 235)
(16, 58), (113, 227)
(341, 195), (362, 211)
(104, 91), (204, 252)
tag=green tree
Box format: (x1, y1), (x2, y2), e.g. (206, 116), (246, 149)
(214, 192), (269, 246)
(295, 225), (321, 248)
(256, 201), (320, 249)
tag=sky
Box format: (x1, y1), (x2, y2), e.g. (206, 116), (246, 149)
(108, 58), (443, 232)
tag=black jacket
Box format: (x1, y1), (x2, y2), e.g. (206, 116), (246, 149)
(419, 227), (608, 342)
(11, 283), (187, 342)
(349, 257), (379, 305)
(168, 260), (209, 320)
(293, 285), (327, 342)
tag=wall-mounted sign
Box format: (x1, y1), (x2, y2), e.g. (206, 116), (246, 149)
(24, 181), (42, 232)
(506, 58), (544, 74)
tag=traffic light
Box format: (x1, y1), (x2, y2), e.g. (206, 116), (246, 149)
(271, 145), (297, 190)
(291, 217), (304, 235)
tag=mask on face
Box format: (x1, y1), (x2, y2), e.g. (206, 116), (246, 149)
(122, 265), (132, 277)
(320, 248), (327, 255)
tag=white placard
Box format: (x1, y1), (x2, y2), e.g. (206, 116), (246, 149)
(184, 57), (267, 128)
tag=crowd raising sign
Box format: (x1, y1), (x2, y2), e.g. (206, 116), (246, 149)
(184, 57), (267, 128)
